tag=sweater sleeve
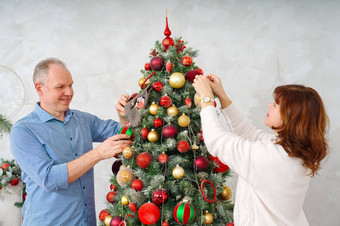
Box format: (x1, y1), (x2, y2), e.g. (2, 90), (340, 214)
(201, 106), (278, 185)
(221, 104), (273, 141)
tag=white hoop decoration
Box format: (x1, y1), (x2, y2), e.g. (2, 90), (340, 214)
(0, 65), (25, 118)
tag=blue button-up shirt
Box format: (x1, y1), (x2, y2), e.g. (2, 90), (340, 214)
(10, 103), (120, 226)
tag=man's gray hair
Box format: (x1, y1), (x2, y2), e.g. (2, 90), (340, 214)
(33, 57), (67, 85)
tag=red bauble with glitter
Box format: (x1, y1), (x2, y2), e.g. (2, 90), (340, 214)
(162, 220), (170, 226)
(184, 97), (192, 109)
(129, 202), (137, 213)
(154, 118), (163, 128)
(226, 223), (234, 226)
(166, 60), (173, 73)
(153, 81), (163, 92)
(141, 126), (149, 140)
(136, 152), (152, 169)
(99, 209), (110, 222)
(158, 153), (169, 164)
(209, 155), (229, 173)
(160, 95), (172, 108)
(185, 69), (203, 82)
(144, 63), (151, 71)
(110, 216), (122, 226)
(162, 37), (175, 51)
(106, 191), (116, 203)
(110, 184), (117, 191)
(181, 55), (193, 66)
(194, 156), (209, 171)
(138, 202), (160, 225)
(162, 124), (178, 138)
(131, 179), (143, 192)
(150, 56), (165, 71)
(177, 140), (190, 153)
(152, 188), (169, 206)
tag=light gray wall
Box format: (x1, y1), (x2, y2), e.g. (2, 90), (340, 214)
(0, 0), (339, 225)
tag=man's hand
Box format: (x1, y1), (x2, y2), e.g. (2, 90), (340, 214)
(115, 93), (130, 126)
(96, 134), (132, 160)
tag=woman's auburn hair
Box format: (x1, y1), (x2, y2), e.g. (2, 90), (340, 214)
(273, 84), (329, 176)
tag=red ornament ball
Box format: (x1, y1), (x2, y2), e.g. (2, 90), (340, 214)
(1, 163), (10, 170)
(181, 55), (193, 66)
(162, 124), (178, 138)
(131, 179), (143, 192)
(110, 216), (122, 226)
(177, 140), (190, 153)
(162, 220), (170, 226)
(153, 81), (163, 92)
(162, 36), (175, 51)
(194, 156), (209, 171)
(144, 63), (151, 71)
(185, 69), (203, 82)
(226, 223), (234, 226)
(152, 188), (169, 206)
(106, 191), (116, 203)
(160, 95), (172, 108)
(209, 155), (229, 173)
(150, 56), (165, 71)
(99, 209), (110, 222)
(154, 118), (163, 128)
(138, 202), (160, 225)
(199, 131), (204, 142)
(10, 178), (19, 186)
(110, 184), (117, 191)
(158, 153), (169, 164)
(136, 152), (152, 169)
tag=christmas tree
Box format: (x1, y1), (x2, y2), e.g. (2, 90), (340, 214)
(99, 13), (234, 226)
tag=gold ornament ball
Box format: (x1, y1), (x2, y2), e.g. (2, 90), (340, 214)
(104, 215), (113, 226)
(172, 165), (185, 179)
(122, 146), (134, 159)
(149, 102), (159, 115)
(116, 166), (135, 186)
(138, 77), (151, 88)
(194, 93), (202, 107)
(220, 185), (232, 200)
(169, 72), (185, 88)
(121, 196), (129, 205)
(204, 211), (214, 224)
(178, 113), (190, 127)
(166, 105), (178, 117)
(147, 129), (159, 143)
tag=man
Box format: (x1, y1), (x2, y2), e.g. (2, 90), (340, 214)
(10, 58), (131, 225)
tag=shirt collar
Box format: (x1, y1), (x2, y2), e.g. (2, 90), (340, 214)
(34, 102), (73, 123)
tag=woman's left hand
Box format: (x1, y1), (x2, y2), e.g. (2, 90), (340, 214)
(192, 75), (214, 98)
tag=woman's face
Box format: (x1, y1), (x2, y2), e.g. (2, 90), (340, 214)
(265, 101), (283, 132)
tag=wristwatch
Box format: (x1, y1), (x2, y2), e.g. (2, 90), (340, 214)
(200, 96), (214, 104)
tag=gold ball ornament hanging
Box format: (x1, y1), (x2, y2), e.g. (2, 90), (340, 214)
(104, 215), (113, 226)
(204, 210), (214, 225)
(116, 166), (135, 186)
(122, 146), (134, 159)
(121, 196), (129, 206)
(220, 185), (232, 200)
(166, 105), (178, 117)
(138, 77), (151, 88)
(149, 102), (159, 115)
(178, 113), (190, 127)
(169, 72), (185, 88)
(147, 129), (159, 143)
(172, 165), (185, 179)
(194, 93), (202, 107)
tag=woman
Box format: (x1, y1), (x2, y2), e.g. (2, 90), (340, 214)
(193, 74), (328, 226)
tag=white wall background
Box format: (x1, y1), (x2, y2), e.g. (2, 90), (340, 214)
(0, 0), (339, 225)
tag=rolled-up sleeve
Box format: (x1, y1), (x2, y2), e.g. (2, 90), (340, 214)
(10, 125), (68, 192)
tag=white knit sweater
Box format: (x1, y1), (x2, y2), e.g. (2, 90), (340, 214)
(200, 104), (310, 226)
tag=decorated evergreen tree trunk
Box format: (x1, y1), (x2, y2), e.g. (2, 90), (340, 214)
(99, 14), (234, 226)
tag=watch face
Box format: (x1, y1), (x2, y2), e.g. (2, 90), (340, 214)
(203, 97), (210, 103)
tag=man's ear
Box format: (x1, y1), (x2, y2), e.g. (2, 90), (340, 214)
(35, 82), (43, 95)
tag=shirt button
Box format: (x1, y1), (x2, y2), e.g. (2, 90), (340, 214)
(83, 186), (85, 189)
(75, 153), (78, 156)
(70, 137), (72, 140)
(85, 203), (87, 206)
